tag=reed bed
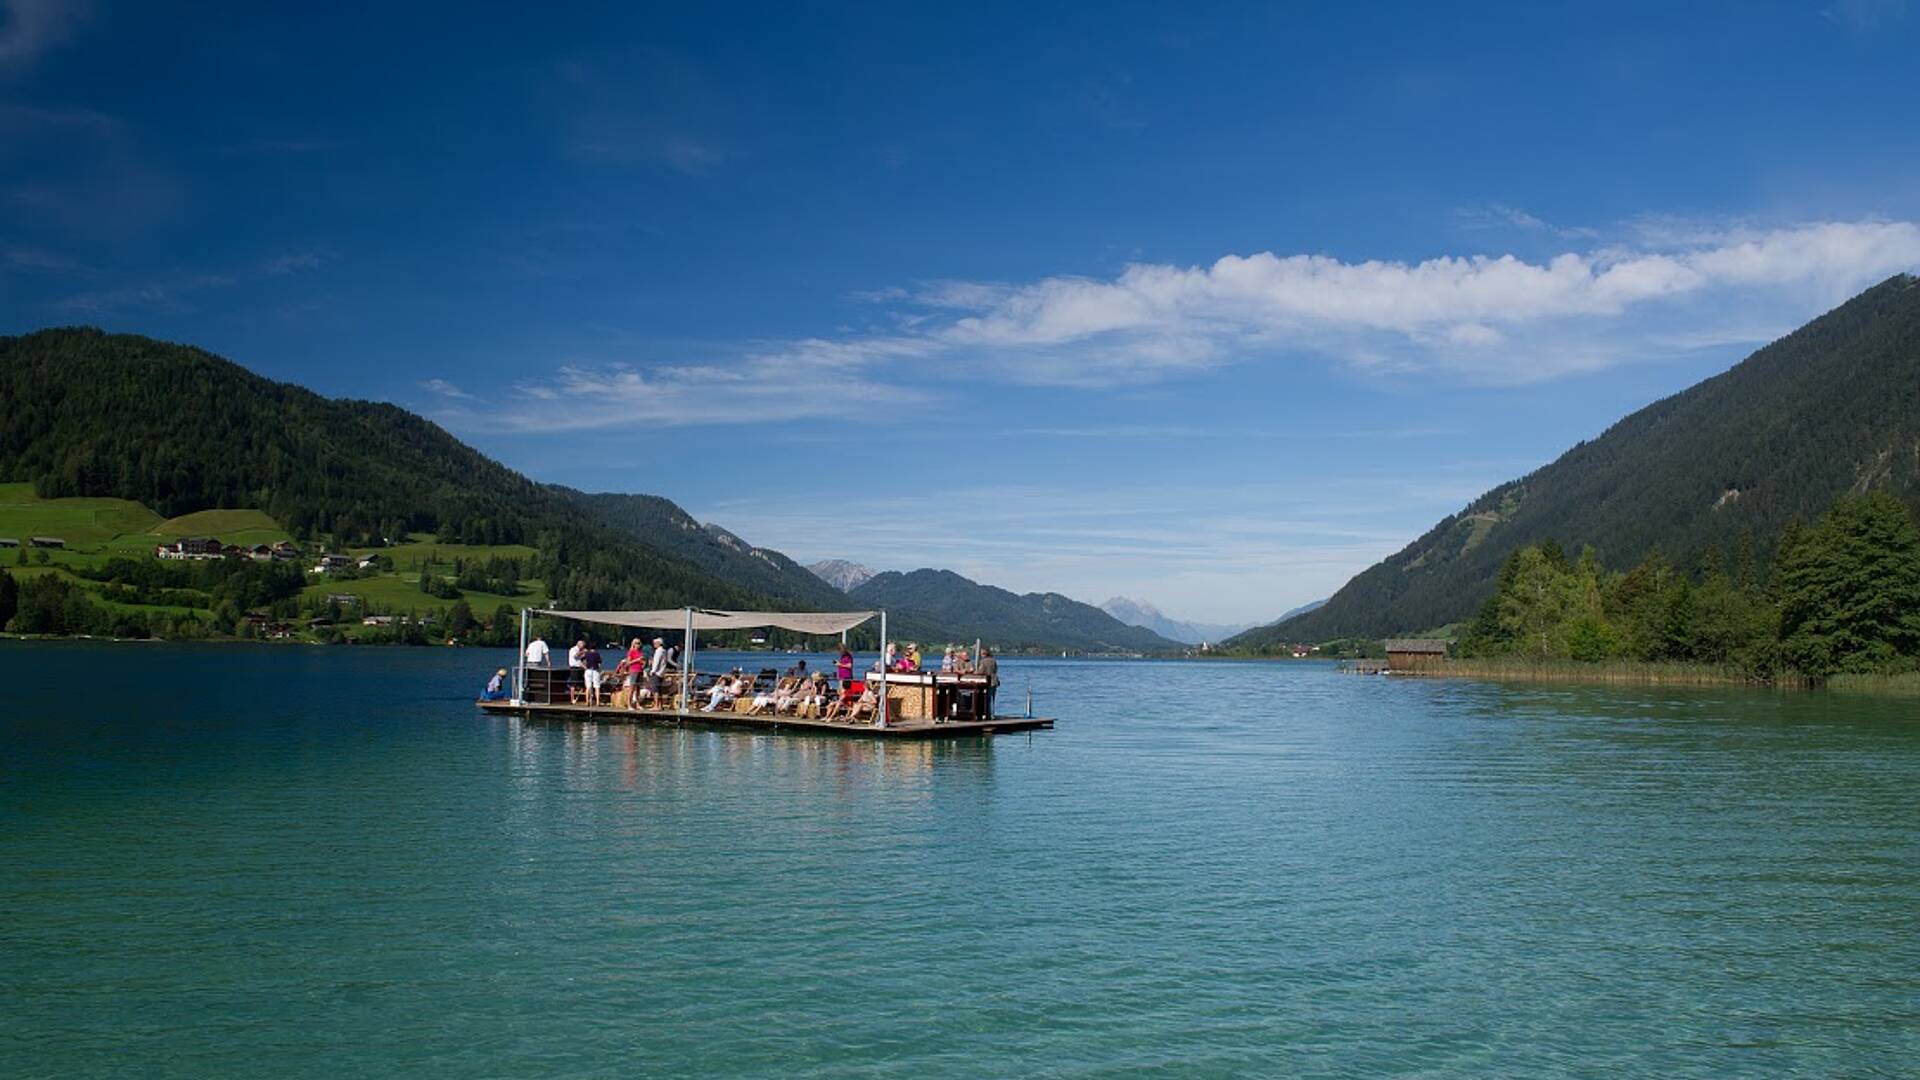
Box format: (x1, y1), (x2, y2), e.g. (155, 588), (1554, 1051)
(1826, 671), (1920, 696)
(1388, 658), (1808, 688)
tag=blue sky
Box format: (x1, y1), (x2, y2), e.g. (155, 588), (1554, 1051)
(5, 1), (1920, 624)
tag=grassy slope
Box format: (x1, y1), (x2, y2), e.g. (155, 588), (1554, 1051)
(1, 485), (543, 635)
(149, 508), (288, 539)
(0, 482), (162, 544)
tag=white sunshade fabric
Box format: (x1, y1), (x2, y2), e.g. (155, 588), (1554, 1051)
(534, 608), (878, 635)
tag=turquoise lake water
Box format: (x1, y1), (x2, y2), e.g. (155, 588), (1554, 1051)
(4, 641), (1918, 1077)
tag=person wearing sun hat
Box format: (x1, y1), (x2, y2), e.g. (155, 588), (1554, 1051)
(482, 668), (509, 701)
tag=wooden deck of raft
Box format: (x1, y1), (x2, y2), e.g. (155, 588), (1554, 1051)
(477, 698), (1053, 739)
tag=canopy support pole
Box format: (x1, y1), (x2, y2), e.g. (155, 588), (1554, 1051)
(516, 607), (529, 704)
(877, 610), (888, 728)
(681, 606), (694, 714)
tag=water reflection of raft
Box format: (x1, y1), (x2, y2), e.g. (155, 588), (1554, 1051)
(476, 696), (1050, 739)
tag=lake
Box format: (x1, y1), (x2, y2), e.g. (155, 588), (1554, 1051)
(4, 641), (1917, 1077)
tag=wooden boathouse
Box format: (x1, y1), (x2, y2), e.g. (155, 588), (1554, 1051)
(1384, 638), (1450, 671)
(480, 605), (1052, 740)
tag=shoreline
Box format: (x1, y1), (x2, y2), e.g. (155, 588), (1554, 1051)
(1387, 658), (1920, 696)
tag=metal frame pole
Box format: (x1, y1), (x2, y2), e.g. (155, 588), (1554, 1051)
(515, 607), (529, 704)
(876, 610), (888, 727)
(681, 606), (694, 714)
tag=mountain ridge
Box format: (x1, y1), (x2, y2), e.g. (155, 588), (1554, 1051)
(1099, 595), (1254, 644)
(1233, 274), (1920, 646)
(853, 569), (1182, 653)
(806, 558), (876, 593)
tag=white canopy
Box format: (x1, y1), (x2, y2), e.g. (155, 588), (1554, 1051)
(534, 607), (877, 635)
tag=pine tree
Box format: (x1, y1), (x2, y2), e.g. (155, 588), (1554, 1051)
(1776, 493), (1920, 677)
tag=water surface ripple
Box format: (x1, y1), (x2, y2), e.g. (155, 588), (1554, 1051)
(4, 643), (1917, 1077)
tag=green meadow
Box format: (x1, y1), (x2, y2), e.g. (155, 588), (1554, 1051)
(2, 483), (538, 642)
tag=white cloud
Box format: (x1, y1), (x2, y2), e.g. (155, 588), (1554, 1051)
(463, 217), (1920, 432)
(419, 378), (473, 400)
(442, 335), (936, 434)
(905, 219), (1920, 385)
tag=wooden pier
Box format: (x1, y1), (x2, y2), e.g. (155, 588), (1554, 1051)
(477, 698), (1053, 739)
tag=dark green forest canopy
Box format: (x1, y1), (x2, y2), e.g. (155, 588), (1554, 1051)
(569, 490), (849, 609)
(1236, 274), (1920, 646)
(851, 568), (1180, 653)
(0, 328), (761, 612)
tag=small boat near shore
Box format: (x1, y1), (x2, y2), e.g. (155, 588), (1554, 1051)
(478, 606), (1053, 740)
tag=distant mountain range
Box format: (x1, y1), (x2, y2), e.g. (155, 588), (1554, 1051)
(0, 327), (1189, 652)
(576, 491), (848, 609)
(1098, 596), (1257, 645)
(852, 570), (1181, 653)
(1233, 273), (1920, 648)
(806, 559), (876, 592)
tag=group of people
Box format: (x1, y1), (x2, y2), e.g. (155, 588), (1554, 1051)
(879, 641), (997, 679)
(511, 633), (680, 709)
(488, 636), (994, 720)
(700, 668), (868, 718)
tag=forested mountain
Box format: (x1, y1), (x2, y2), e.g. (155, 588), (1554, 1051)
(0, 328), (759, 611)
(853, 569), (1181, 653)
(571, 491), (848, 609)
(1235, 274), (1920, 645)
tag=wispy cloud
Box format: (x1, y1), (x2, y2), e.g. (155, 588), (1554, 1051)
(0, 0), (88, 72)
(453, 217), (1920, 433)
(1455, 203), (1599, 240)
(437, 335), (935, 434)
(419, 378), (474, 400)
(261, 251), (324, 276)
(53, 250), (325, 314)
(1821, 0), (1909, 30)
(551, 47), (741, 176)
(2, 243), (87, 274)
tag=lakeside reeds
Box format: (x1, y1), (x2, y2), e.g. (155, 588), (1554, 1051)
(1386, 657), (1806, 688)
(1382, 658), (1920, 695)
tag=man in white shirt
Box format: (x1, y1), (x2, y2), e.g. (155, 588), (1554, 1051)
(524, 636), (550, 665)
(567, 639), (586, 668)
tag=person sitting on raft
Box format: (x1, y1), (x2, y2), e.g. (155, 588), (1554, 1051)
(704, 672), (745, 712)
(749, 677), (785, 715)
(481, 668), (509, 701)
(802, 671), (833, 713)
(825, 681), (876, 722)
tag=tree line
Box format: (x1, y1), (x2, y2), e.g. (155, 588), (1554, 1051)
(1458, 493), (1920, 680)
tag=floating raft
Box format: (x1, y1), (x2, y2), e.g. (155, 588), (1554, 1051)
(476, 698), (1053, 739)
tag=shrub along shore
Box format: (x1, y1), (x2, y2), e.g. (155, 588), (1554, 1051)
(1448, 493), (1920, 689)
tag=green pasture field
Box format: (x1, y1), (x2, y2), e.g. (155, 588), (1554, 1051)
(149, 509), (290, 541)
(2, 486), (546, 639)
(0, 483), (164, 547)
